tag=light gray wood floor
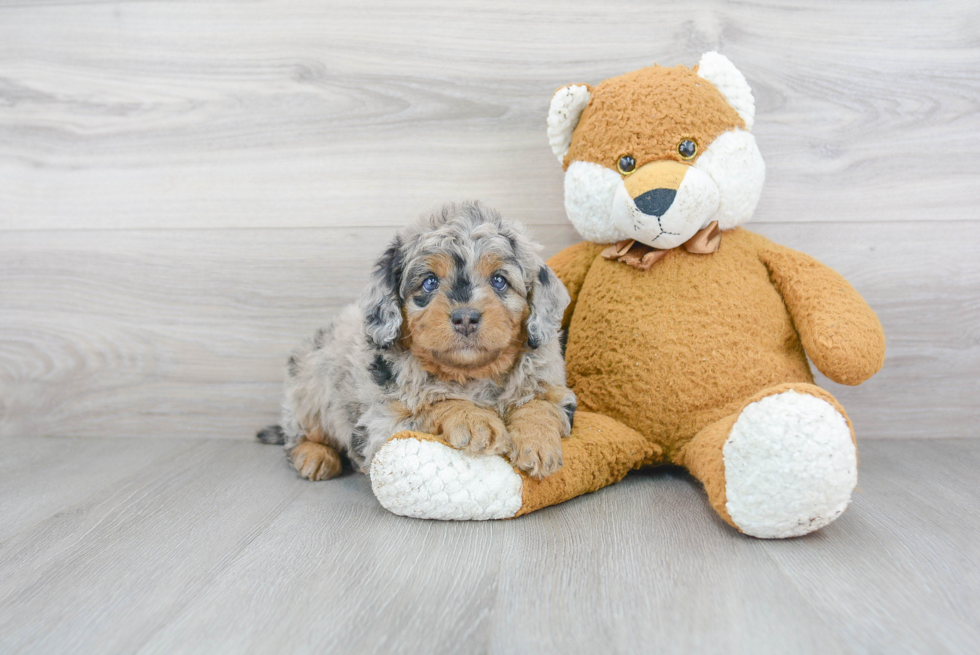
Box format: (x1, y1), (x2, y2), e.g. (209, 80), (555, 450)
(1, 437), (977, 655)
(2, 1), (979, 653)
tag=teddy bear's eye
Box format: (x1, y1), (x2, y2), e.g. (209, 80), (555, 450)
(678, 139), (698, 160)
(617, 155), (636, 175)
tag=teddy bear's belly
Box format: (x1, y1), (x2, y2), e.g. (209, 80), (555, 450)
(564, 244), (812, 457)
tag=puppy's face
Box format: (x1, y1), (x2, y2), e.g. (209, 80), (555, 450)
(402, 250), (527, 381)
(361, 204), (570, 384)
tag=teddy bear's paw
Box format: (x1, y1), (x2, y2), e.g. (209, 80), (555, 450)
(370, 434), (523, 521)
(723, 390), (857, 539)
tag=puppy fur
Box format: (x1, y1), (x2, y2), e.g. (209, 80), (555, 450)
(258, 202), (576, 481)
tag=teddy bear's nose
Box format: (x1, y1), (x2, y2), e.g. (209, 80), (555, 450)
(634, 188), (677, 217)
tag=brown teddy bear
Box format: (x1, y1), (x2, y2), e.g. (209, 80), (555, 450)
(371, 53), (886, 538)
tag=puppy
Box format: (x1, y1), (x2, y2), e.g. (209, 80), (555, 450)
(257, 201), (576, 482)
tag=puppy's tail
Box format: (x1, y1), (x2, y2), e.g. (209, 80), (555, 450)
(256, 424), (286, 445)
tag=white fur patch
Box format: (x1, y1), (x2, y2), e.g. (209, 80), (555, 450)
(370, 437), (523, 520)
(562, 133), (763, 244)
(564, 160), (628, 243)
(697, 51), (755, 130)
(611, 166), (719, 249)
(547, 84), (591, 163)
(693, 129), (765, 231)
(723, 391), (857, 539)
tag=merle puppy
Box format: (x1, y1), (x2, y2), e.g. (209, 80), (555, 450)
(258, 202), (576, 482)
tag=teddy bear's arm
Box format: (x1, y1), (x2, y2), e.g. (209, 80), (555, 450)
(547, 241), (605, 331)
(760, 243), (886, 386)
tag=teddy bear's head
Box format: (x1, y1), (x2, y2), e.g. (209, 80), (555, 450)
(547, 52), (765, 248)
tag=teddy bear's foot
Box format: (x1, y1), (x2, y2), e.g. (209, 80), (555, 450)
(371, 413), (661, 521)
(686, 384), (857, 539)
(370, 432), (524, 520)
(724, 389), (857, 538)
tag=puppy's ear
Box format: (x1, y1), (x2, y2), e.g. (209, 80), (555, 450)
(526, 264), (570, 349)
(361, 236), (404, 349)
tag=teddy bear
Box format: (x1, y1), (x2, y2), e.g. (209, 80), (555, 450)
(370, 52), (886, 538)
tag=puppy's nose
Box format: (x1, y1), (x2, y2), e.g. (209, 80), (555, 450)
(450, 308), (482, 336)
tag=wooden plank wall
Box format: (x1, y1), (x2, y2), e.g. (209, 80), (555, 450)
(1, 0), (978, 441)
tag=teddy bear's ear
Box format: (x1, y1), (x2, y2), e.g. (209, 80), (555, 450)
(696, 52), (755, 131)
(547, 84), (591, 164)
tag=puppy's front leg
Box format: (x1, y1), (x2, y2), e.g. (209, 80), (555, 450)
(420, 400), (510, 457)
(507, 387), (576, 479)
(289, 424), (344, 481)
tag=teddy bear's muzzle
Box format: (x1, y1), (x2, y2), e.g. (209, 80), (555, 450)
(612, 161), (720, 250)
(633, 188), (676, 218)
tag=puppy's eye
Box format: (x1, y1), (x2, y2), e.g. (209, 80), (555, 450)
(617, 155), (636, 175)
(421, 276), (439, 293)
(678, 139), (697, 160)
(489, 274), (508, 291)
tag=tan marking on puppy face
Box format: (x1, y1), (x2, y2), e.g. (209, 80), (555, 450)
(564, 64), (744, 172)
(425, 253), (452, 279)
(475, 253), (505, 279)
(402, 251), (528, 384)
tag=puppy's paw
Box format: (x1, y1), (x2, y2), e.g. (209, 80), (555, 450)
(440, 405), (510, 457)
(289, 440), (343, 481)
(507, 398), (568, 479)
(510, 424), (563, 479)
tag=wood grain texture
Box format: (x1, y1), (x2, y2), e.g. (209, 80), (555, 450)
(0, 0), (978, 230)
(1, 0), (978, 443)
(0, 436), (194, 541)
(2, 221), (976, 441)
(0, 439), (309, 654)
(2, 3), (977, 652)
(0, 437), (977, 654)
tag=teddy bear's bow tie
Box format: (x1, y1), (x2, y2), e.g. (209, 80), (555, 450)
(601, 221), (722, 271)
